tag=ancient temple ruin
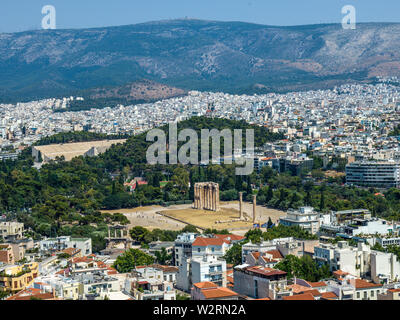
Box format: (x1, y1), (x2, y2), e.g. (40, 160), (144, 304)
(193, 182), (220, 211)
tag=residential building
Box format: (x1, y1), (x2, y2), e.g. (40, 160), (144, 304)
(0, 244), (14, 264)
(173, 233), (198, 267)
(378, 288), (400, 300)
(279, 207), (320, 234)
(370, 250), (400, 284)
(233, 264), (288, 300)
(346, 161), (400, 188)
(131, 278), (175, 300)
(39, 236), (92, 255)
(191, 255), (227, 288)
(0, 222), (24, 241)
(0, 262), (39, 293)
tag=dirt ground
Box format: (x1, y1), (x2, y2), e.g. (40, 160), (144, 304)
(101, 205), (187, 231)
(101, 201), (286, 234)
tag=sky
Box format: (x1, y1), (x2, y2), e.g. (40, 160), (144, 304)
(1, 0), (400, 33)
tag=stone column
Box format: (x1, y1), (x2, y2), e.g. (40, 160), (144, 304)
(212, 186), (216, 211)
(252, 195), (257, 224)
(206, 185), (209, 210)
(208, 186), (212, 210)
(216, 186), (220, 211)
(194, 185), (198, 209)
(200, 185), (204, 210)
(239, 192), (243, 220)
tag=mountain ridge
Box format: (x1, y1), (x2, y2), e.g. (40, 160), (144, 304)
(1, 19), (400, 102)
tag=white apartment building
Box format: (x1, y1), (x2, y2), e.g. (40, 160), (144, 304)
(176, 236), (232, 291)
(314, 241), (371, 277)
(326, 278), (383, 300)
(39, 236), (92, 255)
(191, 255), (227, 288)
(241, 238), (293, 263)
(345, 218), (392, 236)
(315, 241), (400, 284)
(173, 233), (198, 267)
(376, 236), (400, 248)
(279, 207), (320, 234)
(370, 251), (400, 284)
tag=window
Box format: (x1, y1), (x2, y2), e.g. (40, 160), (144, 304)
(357, 292), (360, 299)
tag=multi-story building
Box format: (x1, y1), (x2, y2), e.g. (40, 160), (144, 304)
(134, 265), (178, 285)
(175, 234), (242, 292)
(191, 255), (227, 288)
(233, 265), (289, 300)
(39, 236), (92, 255)
(0, 222), (24, 241)
(378, 288), (400, 300)
(343, 218), (392, 236)
(173, 233), (198, 267)
(279, 207), (320, 234)
(0, 262), (39, 293)
(370, 251), (400, 284)
(314, 241), (371, 277)
(346, 161), (400, 188)
(131, 278), (175, 300)
(376, 236), (400, 248)
(272, 155), (313, 176)
(352, 279), (383, 300)
(0, 244), (14, 264)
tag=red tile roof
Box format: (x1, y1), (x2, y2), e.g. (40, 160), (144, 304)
(192, 237), (226, 247)
(7, 288), (58, 300)
(266, 250), (283, 259)
(282, 293), (315, 301)
(251, 252), (260, 259)
(321, 291), (339, 300)
(246, 266), (287, 277)
(351, 279), (382, 289)
(201, 287), (239, 299)
(214, 234), (245, 242)
(302, 289), (322, 297)
(288, 284), (314, 294)
(193, 281), (218, 289)
(308, 281), (327, 288)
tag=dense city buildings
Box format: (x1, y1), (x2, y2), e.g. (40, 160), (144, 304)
(2, 78), (400, 302)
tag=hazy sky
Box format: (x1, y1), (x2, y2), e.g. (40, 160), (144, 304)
(1, 0), (400, 32)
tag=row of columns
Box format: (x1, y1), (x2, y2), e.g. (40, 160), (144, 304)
(107, 226), (128, 239)
(193, 182), (220, 211)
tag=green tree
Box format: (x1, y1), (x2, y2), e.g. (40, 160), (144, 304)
(113, 249), (154, 273)
(130, 226), (150, 244)
(155, 247), (172, 265)
(275, 255), (331, 282)
(223, 242), (245, 266)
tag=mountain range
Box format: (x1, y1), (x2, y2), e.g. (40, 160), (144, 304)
(1, 19), (400, 102)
